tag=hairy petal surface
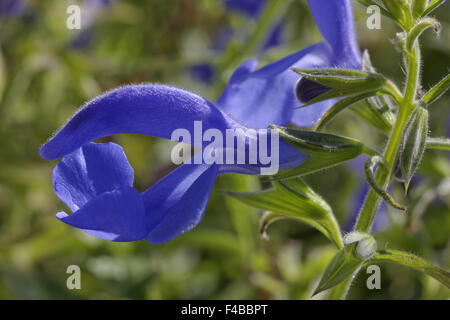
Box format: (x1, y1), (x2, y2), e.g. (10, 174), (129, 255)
(217, 43), (333, 128)
(307, 0), (361, 67)
(40, 84), (241, 160)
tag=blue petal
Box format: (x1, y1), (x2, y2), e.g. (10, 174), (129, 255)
(261, 20), (284, 51)
(345, 183), (389, 232)
(0, 0), (27, 18)
(307, 0), (361, 67)
(217, 43), (333, 128)
(290, 99), (336, 128)
(143, 163), (219, 244)
(57, 186), (147, 242)
(53, 142), (134, 211)
(40, 84), (240, 160)
(188, 64), (216, 85)
(222, 0), (264, 18)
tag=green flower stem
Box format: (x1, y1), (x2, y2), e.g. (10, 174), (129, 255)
(354, 42), (421, 233)
(330, 39), (424, 301)
(354, 106), (412, 232)
(404, 44), (421, 106)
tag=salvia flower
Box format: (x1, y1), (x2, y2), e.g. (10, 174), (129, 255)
(40, 0), (362, 243)
(218, 0), (362, 128)
(189, 0), (284, 84)
(0, 0), (27, 19)
(41, 84), (305, 243)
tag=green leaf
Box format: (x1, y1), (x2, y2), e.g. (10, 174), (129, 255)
(421, 0), (447, 18)
(426, 137), (450, 151)
(399, 105), (429, 192)
(224, 179), (343, 248)
(313, 246), (363, 296)
(370, 249), (450, 288)
(270, 125), (376, 180)
(422, 74), (450, 106)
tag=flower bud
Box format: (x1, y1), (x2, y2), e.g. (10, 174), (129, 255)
(399, 105), (429, 192)
(295, 77), (330, 103)
(344, 231), (377, 259)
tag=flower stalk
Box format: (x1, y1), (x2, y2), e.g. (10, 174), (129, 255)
(334, 20), (428, 300)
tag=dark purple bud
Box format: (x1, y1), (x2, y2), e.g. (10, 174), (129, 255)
(295, 77), (331, 103)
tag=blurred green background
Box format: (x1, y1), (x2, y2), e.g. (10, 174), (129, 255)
(0, 0), (449, 299)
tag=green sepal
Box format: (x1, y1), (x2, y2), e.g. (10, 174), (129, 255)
(421, 0), (447, 18)
(313, 246), (363, 296)
(422, 74), (450, 106)
(224, 179), (343, 248)
(292, 68), (386, 88)
(347, 50), (396, 134)
(292, 68), (391, 108)
(382, 0), (412, 28)
(314, 91), (382, 131)
(412, 0), (429, 19)
(399, 105), (429, 192)
(350, 96), (396, 134)
(270, 125), (376, 180)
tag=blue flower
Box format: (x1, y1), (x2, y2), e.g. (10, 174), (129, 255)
(40, 0), (361, 243)
(41, 84), (305, 243)
(222, 0), (284, 50)
(0, 0), (27, 18)
(218, 0), (361, 128)
(188, 0), (285, 84)
(223, 0), (264, 18)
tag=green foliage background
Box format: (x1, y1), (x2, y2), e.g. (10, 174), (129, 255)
(0, 0), (448, 299)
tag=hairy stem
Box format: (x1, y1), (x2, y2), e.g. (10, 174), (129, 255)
(331, 42), (423, 301)
(354, 42), (420, 233)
